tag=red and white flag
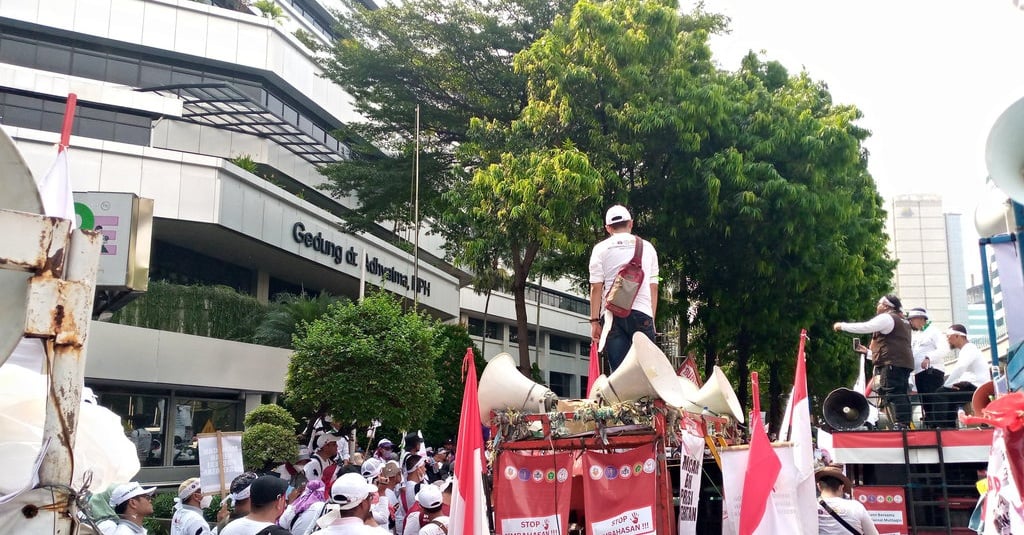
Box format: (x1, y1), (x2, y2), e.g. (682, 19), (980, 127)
(779, 330), (818, 534)
(738, 372), (780, 535)
(450, 348), (489, 535)
(37, 93), (77, 220)
(586, 342), (600, 397)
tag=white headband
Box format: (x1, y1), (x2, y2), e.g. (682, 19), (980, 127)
(403, 457), (426, 475)
(879, 296), (894, 308)
(229, 485), (251, 503)
(178, 480), (202, 501)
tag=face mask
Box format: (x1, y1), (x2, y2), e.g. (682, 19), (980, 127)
(286, 486), (294, 498)
(200, 495), (213, 509)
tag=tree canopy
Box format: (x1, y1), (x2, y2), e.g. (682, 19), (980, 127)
(318, 0), (895, 428)
(285, 293), (441, 431)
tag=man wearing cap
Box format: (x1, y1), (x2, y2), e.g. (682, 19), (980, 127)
(306, 433), (340, 483)
(931, 324), (989, 428)
(906, 307), (948, 426)
(219, 475), (290, 535)
(172, 477), (213, 535)
(395, 454), (429, 535)
(109, 482), (156, 534)
(402, 483), (449, 535)
(214, 471), (259, 534)
(372, 438), (394, 462)
(318, 473), (386, 534)
(589, 204), (660, 372)
(815, 466), (879, 535)
(834, 294), (914, 430)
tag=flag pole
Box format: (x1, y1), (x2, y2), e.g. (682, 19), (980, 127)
(59, 94), (77, 152)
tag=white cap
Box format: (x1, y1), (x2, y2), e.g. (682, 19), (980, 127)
(416, 483), (444, 509)
(109, 482), (156, 507)
(605, 205), (632, 225)
(330, 473), (377, 510)
(907, 307), (928, 320)
(317, 433), (341, 449)
(361, 457), (383, 480)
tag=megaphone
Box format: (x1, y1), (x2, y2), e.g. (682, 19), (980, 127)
(971, 380), (996, 416)
(986, 96), (1024, 204)
(684, 366), (745, 423)
(591, 333), (686, 407)
(477, 353), (558, 424)
(823, 388), (870, 430)
(975, 183), (1014, 237)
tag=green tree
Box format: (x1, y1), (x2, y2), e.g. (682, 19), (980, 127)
(285, 293), (441, 431)
(241, 404), (299, 472)
(441, 146), (606, 373)
(317, 0), (576, 232)
(253, 292), (344, 348)
(422, 323), (486, 446)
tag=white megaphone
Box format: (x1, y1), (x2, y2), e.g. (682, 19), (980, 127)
(683, 366), (745, 423)
(975, 182), (1014, 238)
(590, 333), (686, 407)
(987, 96), (1024, 205)
(477, 353), (558, 423)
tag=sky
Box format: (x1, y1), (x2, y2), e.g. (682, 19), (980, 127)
(685, 0), (1024, 281)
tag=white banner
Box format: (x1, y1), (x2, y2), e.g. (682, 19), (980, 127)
(983, 428), (1024, 534)
(721, 443), (812, 535)
(677, 429), (704, 534)
(197, 432), (244, 495)
(993, 241), (1024, 346)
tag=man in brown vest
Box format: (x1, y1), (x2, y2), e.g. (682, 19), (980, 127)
(834, 294), (914, 430)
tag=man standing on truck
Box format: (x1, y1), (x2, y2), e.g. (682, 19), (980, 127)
(834, 294), (914, 430)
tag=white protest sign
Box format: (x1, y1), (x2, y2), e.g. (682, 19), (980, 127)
(677, 425), (705, 535)
(198, 431), (244, 495)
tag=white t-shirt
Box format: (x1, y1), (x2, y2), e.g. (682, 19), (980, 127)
(911, 324), (947, 374)
(944, 342), (990, 387)
(418, 515), (448, 535)
(588, 233), (659, 318)
(818, 497), (879, 535)
(217, 516), (273, 535)
(171, 505), (212, 535)
(280, 501), (325, 535)
(304, 454), (332, 482)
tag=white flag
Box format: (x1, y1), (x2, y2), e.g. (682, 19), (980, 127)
(38, 149), (75, 220)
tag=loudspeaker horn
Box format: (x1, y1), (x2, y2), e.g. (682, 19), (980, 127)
(684, 366), (745, 423)
(592, 333), (686, 407)
(971, 380), (996, 416)
(477, 353), (558, 423)
(975, 183), (1014, 238)
(588, 374), (608, 402)
(823, 388), (869, 430)
(986, 96), (1024, 204)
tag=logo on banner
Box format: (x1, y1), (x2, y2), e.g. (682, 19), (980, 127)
(619, 466), (632, 479)
(532, 470), (544, 482)
(591, 506), (654, 535)
(589, 466), (603, 480)
(505, 466), (518, 480)
(642, 459), (656, 474)
(519, 468), (530, 481)
(605, 466), (618, 480)
(500, 514), (562, 535)
(557, 468), (569, 483)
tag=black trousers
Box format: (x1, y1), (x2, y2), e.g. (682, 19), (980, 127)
(932, 384), (977, 428)
(876, 365), (913, 425)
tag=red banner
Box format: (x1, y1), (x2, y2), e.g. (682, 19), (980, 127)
(493, 451), (573, 535)
(852, 486), (908, 535)
(583, 445), (658, 535)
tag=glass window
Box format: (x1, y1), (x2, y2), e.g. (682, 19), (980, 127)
(35, 44), (71, 74)
(94, 392), (168, 467)
(0, 37), (36, 66)
(107, 58), (140, 86)
(77, 117), (115, 140)
(549, 334), (575, 354)
(508, 328), (537, 347)
(580, 340), (592, 357)
(171, 398), (242, 466)
(467, 317), (501, 340)
(71, 50), (107, 80)
(548, 372), (573, 398)
(139, 63), (172, 87)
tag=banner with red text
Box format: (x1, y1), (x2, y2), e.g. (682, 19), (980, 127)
(678, 415), (705, 535)
(583, 445), (658, 535)
(493, 451), (573, 535)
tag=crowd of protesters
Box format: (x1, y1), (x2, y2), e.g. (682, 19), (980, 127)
(89, 422), (456, 535)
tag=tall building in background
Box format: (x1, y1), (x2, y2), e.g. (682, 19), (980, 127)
(886, 194), (968, 327)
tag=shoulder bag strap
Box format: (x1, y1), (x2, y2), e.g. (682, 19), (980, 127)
(819, 499), (862, 535)
(631, 235), (643, 264)
(428, 519), (449, 534)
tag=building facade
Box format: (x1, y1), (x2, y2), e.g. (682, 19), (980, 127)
(886, 194), (968, 327)
(0, 0), (593, 485)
